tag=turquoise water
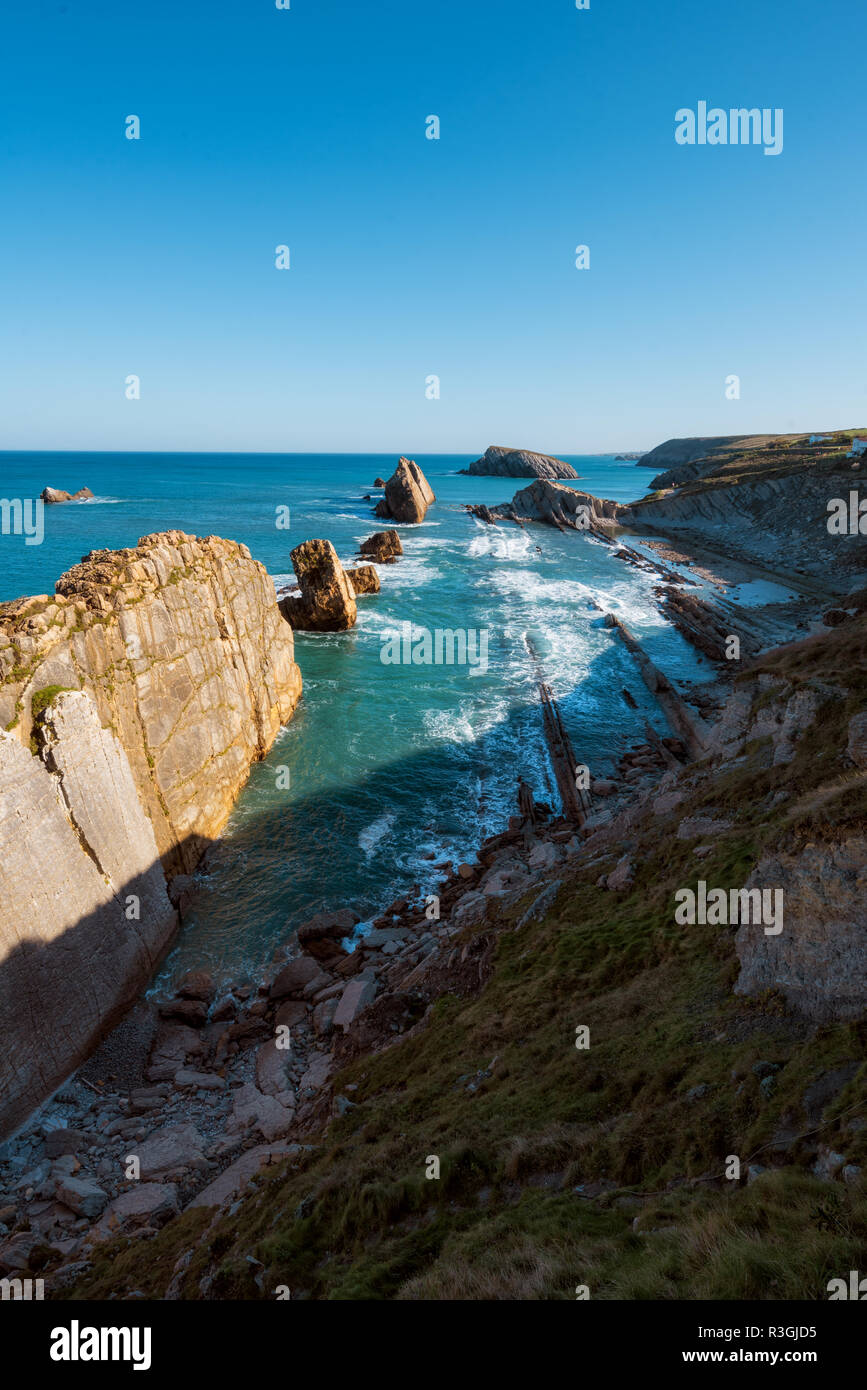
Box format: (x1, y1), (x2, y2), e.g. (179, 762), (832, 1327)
(0, 452), (708, 987)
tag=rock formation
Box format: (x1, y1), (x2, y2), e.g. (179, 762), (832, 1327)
(460, 445), (578, 480)
(373, 477), (386, 487)
(0, 530), (302, 1135)
(473, 480), (619, 537)
(278, 539), (357, 631)
(41, 486), (95, 504)
(359, 530), (403, 563)
(374, 458), (435, 524)
(346, 565), (380, 596)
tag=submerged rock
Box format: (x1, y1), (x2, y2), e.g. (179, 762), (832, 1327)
(374, 458), (435, 524)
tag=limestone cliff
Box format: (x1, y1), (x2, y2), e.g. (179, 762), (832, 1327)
(0, 693), (177, 1135)
(0, 531), (302, 876)
(0, 531), (302, 1134)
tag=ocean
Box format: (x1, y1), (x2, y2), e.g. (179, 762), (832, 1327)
(0, 451), (709, 989)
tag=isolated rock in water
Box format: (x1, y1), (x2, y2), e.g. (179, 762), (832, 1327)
(374, 458), (435, 523)
(373, 477), (386, 487)
(460, 445), (578, 480)
(278, 539), (357, 631)
(848, 712), (867, 768)
(359, 530), (403, 562)
(40, 486), (94, 504)
(346, 565), (380, 596)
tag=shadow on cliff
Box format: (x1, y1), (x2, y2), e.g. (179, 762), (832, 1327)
(0, 830), (207, 1141)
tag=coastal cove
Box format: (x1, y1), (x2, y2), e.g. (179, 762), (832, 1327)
(2, 451), (709, 990)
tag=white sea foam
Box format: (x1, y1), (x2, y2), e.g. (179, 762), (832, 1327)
(358, 812), (396, 858)
(467, 525), (531, 561)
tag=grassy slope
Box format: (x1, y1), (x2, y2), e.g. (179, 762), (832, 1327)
(65, 618), (867, 1302)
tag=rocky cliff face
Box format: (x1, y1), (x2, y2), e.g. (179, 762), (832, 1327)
(0, 693), (177, 1135)
(623, 464), (865, 584)
(461, 446), (578, 480)
(374, 458), (435, 524)
(0, 531), (302, 876)
(0, 531), (302, 1134)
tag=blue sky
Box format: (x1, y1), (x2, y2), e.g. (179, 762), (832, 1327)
(1, 0), (865, 454)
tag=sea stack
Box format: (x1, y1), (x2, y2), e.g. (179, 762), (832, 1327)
(460, 446), (578, 480)
(374, 457), (435, 524)
(279, 538), (358, 631)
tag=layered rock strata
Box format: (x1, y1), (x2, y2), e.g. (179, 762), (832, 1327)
(461, 445), (578, 480)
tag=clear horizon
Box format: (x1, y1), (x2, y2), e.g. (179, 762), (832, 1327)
(1, 0), (865, 454)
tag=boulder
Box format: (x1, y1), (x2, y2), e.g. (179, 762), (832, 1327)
(173, 1069), (224, 1091)
(373, 477), (386, 487)
(374, 458), (435, 524)
(296, 908), (358, 963)
(270, 955), (327, 1000)
(278, 539), (357, 631)
(346, 565), (380, 596)
(135, 1123), (208, 1181)
(255, 1039), (295, 1098)
(158, 998), (208, 1027)
(297, 1052), (334, 1095)
(99, 1183), (179, 1232)
(312, 998), (339, 1036)
(333, 978), (378, 1032)
(54, 1174), (108, 1219)
(226, 1083), (295, 1143)
(359, 530), (403, 563)
(175, 969), (215, 1002)
(44, 1128), (98, 1159)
